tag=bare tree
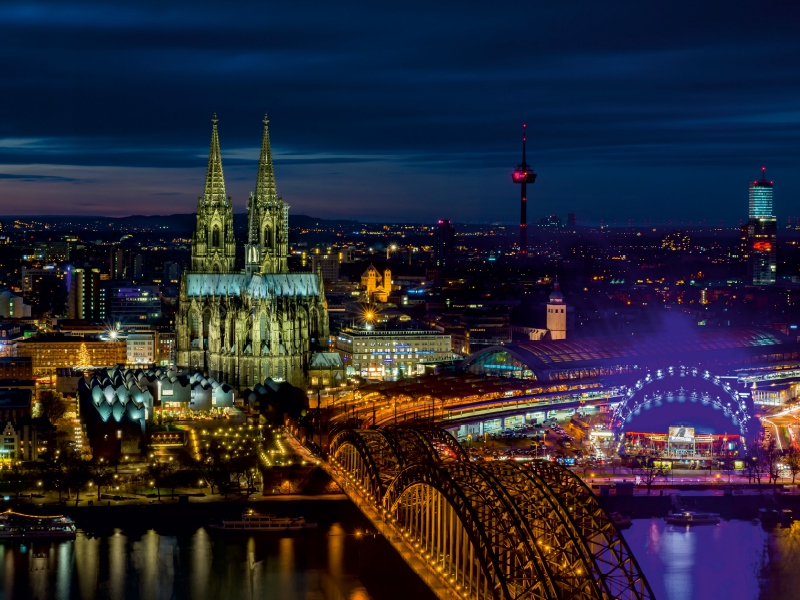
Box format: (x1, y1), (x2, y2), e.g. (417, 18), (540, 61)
(786, 445), (800, 485)
(37, 390), (68, 424)
(635, 455), (663, 495)
(763, 439), (782, 486)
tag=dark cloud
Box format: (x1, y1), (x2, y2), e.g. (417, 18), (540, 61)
(0, 173), (79, 182)
(1, 0), (800, 221)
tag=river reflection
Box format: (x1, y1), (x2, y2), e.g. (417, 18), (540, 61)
(0, 523), (386, 600)
(623, 518), (800, 600)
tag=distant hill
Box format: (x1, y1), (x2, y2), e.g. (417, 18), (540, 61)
(3, 213), (359, 234)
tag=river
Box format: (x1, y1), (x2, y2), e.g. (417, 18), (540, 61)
(1, 514), (799, 599)
(622, 518), (800, 600)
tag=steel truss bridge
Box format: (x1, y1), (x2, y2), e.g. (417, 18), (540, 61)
(327, 427), (654, 600)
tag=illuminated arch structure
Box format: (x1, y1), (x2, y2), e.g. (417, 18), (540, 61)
(610, 365), (754, 450)
(329, 427), (654, 600)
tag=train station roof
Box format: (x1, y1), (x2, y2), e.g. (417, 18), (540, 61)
(463, 328), (800, 381)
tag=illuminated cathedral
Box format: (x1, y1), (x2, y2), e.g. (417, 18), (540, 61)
(176, 115), (329, 389)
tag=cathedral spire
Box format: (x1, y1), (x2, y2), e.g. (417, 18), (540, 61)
(203, 113), (228, 205)
(254, 113), (278, 205)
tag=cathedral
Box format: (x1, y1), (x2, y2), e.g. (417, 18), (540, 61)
(176, 115), (329, 389)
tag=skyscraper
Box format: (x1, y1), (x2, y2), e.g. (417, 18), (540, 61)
(746, 168), (776, 285)
(434, 219), (455, 267)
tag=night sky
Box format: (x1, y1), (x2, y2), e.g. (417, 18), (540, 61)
(2, 1), (800, 223)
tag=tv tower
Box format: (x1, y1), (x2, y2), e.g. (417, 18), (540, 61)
(512, 124), (536, 255)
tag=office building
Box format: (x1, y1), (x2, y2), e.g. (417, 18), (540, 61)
(434, 219), (455, 267)
(126, 332), (156, 365)
(105, 285), (161, 323)
(746, 168), (777, 285)
(0, 290), (30, 318)
(335, 326), (454, 380)
(310, 253), (340, 284)
(20, 266), (67, 309)
(68, 267), (102, 320)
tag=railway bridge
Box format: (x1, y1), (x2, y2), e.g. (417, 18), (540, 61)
(326, 426), (655, 600)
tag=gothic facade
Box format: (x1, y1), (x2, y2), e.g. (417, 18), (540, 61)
(176, 115), (329, 389)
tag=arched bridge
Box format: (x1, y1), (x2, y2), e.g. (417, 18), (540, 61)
(328, 427), (654, 600)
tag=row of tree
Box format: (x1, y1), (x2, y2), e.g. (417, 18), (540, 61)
(0, 435), (263, 505)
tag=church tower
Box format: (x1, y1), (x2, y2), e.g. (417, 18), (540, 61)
(191, 114), (237, 274)
(546, 279), (567, 340)
(245, 114), (289, 275)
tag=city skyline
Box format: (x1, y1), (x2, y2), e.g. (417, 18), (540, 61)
(2, 1), (800, 222)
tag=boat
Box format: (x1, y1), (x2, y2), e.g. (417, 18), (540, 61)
(608, 512), (632, 528)
(210, 509), (317, 532)
(664, 510), (720, 526)
(0, 510), (76, 538)
(758, 508), (793, 526)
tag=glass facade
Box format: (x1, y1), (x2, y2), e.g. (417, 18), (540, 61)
(465, 350), (535, 379)
(749, 179), (773, 218)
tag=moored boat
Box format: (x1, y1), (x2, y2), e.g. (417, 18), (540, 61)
(0, 510), (76, 538)
(210, 509), (317, 532)
(664, 510), (720, 526)
(608, 512), (632, 528)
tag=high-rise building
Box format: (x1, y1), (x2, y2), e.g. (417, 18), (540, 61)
(434, 219), (455, 267)
(566, 213), (577, 229)
(132, 254), (143, 280)
(111, 248), (125, 279)
(310, 253), (340, 284)
(68, 268), (102, 320)
(746, 168), (777, 285)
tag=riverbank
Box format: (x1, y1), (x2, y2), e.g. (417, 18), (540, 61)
(599, 489), (800, 520)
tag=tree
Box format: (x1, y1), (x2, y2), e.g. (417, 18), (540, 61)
(635, 455), (663, 495)
(763, 439), (782, 486)
(148, 461), (177, 502)
(37, 390), (68, 424)
(39, 433), (75, 501)
(196, 438), (232, 496)
(76, 343), (91, 368)
(89, 458), (114, 500)
(1, 462), (33, 501)
(786, 446), (800, 485)
(66, 457), (91, 507)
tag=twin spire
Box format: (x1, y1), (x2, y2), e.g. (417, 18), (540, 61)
(201, 113), (277, 207)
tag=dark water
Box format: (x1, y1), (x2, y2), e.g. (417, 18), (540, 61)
(4, 516), (800, 600)
(0, 522), (436, 600)
(623, 518), (800, 600)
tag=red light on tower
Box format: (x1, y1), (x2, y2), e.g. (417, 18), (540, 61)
(512, 124), (537, 256)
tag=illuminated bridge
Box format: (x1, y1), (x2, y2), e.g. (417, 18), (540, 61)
(326, 427), (654, 600)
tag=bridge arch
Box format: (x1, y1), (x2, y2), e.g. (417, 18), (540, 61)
(329, 427), (655, 600)
(528, 461), (655, 599)
(383, 461), (557, 600)
(610, 365), (753, 441)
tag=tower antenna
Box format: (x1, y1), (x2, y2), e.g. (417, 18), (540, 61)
(512, 123), (537, 257)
